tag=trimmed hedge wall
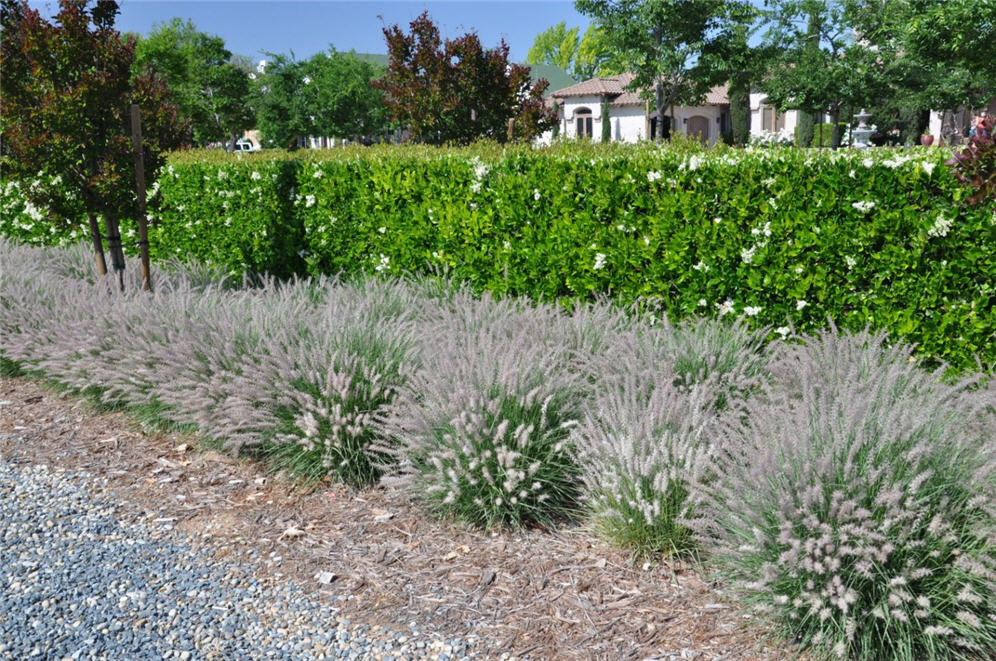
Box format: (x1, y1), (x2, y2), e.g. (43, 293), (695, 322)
(2, 144), (994, 370)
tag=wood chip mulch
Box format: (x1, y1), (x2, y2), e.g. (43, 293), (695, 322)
(0, 375), (801, 660)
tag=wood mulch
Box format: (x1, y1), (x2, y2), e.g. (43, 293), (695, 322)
(0, 375), (799, 660)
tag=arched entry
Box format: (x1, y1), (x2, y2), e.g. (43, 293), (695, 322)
(687, 115), (710, 142)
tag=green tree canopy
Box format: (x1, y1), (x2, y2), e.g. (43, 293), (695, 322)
(250, 50), (390, 148)
(575, 0), (734, 141)
(299, 50), (390, 141)
(133, 18), (252, 147)
(527, 22), (628, 80)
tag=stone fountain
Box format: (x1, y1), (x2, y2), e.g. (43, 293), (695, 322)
(851, 108), (874, 148)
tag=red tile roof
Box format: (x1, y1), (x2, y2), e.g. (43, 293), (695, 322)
(552, 74), (729, 108)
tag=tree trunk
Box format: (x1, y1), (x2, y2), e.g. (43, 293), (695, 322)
(655, 81), (665, 142)
(830, 107), (842, 149)
(104, 213), (126, 292)
(729, 80), (750, 146)
(87, 212), (108, 277)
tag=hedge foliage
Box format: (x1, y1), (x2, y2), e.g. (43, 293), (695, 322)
(2, 143), (994, 370)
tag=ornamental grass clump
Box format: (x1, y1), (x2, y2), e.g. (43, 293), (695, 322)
(656, 316), (771, 410)
(695, 328), (996, 660)
(241, 277), (421, 487)
(573, 368), (715, 559)
(572, 318), (764, 559)
(380, 295), (586, 529)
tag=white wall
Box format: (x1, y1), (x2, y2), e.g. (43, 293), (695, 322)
(612, 105), (646, 143)
(749, 92), (803, 138)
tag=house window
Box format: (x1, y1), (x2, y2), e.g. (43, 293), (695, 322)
(575, 107), (593, 138)
(761, 105), (786, 132)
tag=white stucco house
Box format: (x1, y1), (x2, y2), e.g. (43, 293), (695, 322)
(543, 73), (815, 145)
(546, 73), (732, 145)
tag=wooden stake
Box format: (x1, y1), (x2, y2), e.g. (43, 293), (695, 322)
(130, 104), (152, 292)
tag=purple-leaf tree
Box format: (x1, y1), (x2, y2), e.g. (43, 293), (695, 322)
(374, 11), (555, 144)
(1, 0), (188, 283)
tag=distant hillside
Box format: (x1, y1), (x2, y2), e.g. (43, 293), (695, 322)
(350, 53), (576, 97)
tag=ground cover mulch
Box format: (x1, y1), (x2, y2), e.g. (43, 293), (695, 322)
(0, 375), (800, 660)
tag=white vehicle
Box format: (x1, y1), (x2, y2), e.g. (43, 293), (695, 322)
(231, 139), (260, 152)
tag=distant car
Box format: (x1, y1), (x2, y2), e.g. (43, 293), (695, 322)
(230, 139), (261, 152)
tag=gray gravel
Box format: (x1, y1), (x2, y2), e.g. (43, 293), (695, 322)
(0, 459), (480, 661)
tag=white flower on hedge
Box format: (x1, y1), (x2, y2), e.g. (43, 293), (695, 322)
(927, 214), (953, 238)
(374, 254), (390, 272)
(716, 298), (734, 316)
(862, 158), (874, 168)
(796, 299), (808, 311)
(378, 226), (386, 234)
(743, 305), (762, 317)
(741, 245), (756, 264)
(470, 180), (482, 194)
(302, 75), (312, 85)
(647, 170), (662, 182)
(751, 221), (772, 238)
(593, 253), (607, 270)
(257, 59), (267, 73)
(852, 200), (876, 213)
(762, 177), (776, 187)
(698, 298), (707, 306)
(217, 169), (228, 179)
(23, 201), (44, 222)
(921, 161), (936, 176)
(313, 169), (323, 179)
(304, 195), (316, 208)
(250, 171), (261, 180)
(692, 260), (709, 272)
(844, 255), (857, 269)
(533, 189), (541, 201)
(688, 155), (702, 170)
(775, 326), (790, 338)
(849, 169), (856, 178)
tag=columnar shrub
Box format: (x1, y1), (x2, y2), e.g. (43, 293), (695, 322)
(694, 329), (996, 660)
(380, 295), (586, 529)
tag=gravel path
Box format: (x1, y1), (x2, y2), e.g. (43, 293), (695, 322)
(0, 459), (480, 661)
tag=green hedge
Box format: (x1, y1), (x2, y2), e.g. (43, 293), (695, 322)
(150, 151), (303, 278)
(2, 144), (994, 370)
(293, 146), (994, 369)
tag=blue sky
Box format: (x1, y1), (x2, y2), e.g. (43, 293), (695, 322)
(34, 1), (593, 64)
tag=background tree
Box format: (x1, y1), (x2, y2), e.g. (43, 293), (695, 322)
(133, 18), (252, 147)
(760, 0), (888, 148)
(251, 50), (390, 148)
(527, 22), (628, 80)
(375, 12), (555, 144)
(698, 1), (771, 145)
(250, 54), (308, 148)
(1, 0), (188, 281)
(299, 50), (390, 143)
(848, 0), (994, 143)
(575, 0), (730, 141)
